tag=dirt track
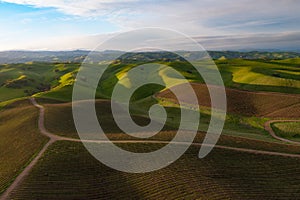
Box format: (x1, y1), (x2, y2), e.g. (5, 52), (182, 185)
(1, 97), (300, 200)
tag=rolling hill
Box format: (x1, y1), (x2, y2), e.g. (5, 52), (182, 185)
(1, 52), (300, 199)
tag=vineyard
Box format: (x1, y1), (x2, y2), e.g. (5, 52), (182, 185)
(7, 141), (300, 200)
(0, 100), (48, 194)
(1, 57), (300, 199)
(157, 83), (300, 118)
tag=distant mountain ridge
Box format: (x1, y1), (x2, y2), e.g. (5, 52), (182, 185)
(0, 50), (299, 64)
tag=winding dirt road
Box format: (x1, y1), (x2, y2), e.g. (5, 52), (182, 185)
(1, 97), (300, 200)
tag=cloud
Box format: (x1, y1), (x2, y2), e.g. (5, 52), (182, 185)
(0, 0), (140, 16)
(0, 0), (299, 50)
(5, 31), (299, 52)
(87, 0), (298, 36)
(2, 0), (300, 33)
(195, 32), (300, 51)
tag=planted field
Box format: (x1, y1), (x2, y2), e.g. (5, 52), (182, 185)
(8, 141), (300, 200)
(106, 130), (300, 155)
(40, 97), (271, 143)
(42, 99), (174, 139)
(2, 57), (300, 199)
(157, 83), (300, 118)
(39, 97), (300, 154)
(0, 99), (48, 194)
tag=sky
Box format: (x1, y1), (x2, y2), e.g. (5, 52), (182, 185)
(0, 0), (299, 51)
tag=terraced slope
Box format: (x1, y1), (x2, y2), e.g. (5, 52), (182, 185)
(0, 100), (48, 194)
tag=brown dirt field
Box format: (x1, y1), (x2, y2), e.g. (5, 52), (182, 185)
(157, 83), (300, 118)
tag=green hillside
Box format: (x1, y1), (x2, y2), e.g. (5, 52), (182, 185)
(272, 122), (300, 141)
(216, 59), (300, 93)
(0, 62), (79, 103)
(1, 57), (300, 105)
(1, 55), (300, 199)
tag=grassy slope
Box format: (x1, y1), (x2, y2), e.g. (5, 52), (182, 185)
(0, 62), (79, 102)
(216, 59), (300, 94)
(8, 141), (300, 200)
(0, 58), (300, 104)
(29, 58), (300, 152)
(272, 122), (300, 141)
(37, 58), (300, 103)
(0, 58), (298, 105)
(2, 58), (297, 148)
(0, 100), (48, 194)
(36, 58), (300, 144)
